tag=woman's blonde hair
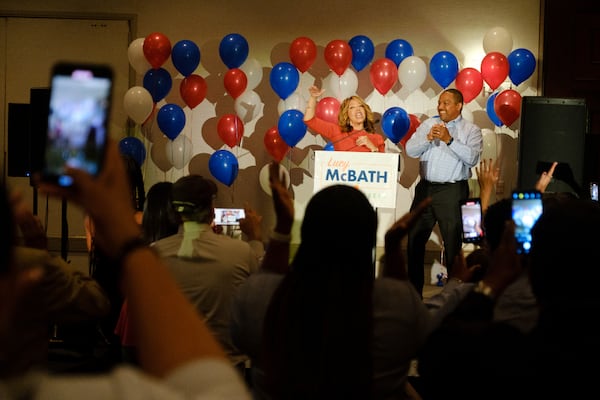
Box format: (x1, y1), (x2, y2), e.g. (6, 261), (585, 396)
(338, 96), (376, 133)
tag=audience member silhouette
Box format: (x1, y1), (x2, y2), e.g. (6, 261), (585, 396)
(114, 181), (180, 364)
(417, 196), (600, 399)
(152, 174), (263, 374)
(0, 188), (109, 377)
(232, 162), (469, 399)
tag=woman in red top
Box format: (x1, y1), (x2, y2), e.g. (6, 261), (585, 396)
(304, 85), (385, 152)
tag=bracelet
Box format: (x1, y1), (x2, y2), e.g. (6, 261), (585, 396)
(112, 237), (149, 266)
(270, 231), (291, 242)
(447, 137), (454, 146)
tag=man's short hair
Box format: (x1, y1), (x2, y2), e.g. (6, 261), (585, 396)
(171, 175), (217, 221)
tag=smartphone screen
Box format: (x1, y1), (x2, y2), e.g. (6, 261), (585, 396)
(590, 182), (598, 201)
(512, 190), (543, 254)
(42, 63), (113, 186)
(213, 208), (245, 225)
(460, 198), (484, 243)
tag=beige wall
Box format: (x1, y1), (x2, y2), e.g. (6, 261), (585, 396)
(1, 0), (542, 263)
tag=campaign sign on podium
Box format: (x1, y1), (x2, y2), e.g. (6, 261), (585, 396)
(313, 150), (399, 209)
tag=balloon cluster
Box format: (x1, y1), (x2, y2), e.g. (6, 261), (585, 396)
(124, 29), (537, 183)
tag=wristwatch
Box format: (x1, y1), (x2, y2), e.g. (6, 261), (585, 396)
(447, 137), (454, 145)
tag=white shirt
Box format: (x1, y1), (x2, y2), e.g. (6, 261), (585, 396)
(405, 115), (482, 183)
(0, 359), (251, 399)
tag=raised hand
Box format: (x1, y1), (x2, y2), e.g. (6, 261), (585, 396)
(535, 161), (557, 193)
(382, 197), (432, 280)
(239, 203), (263, 242)
(269, 162), (294, 234)
(476, 158), (500, 213)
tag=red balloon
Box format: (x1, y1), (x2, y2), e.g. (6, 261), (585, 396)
(224, 68), (247, 99)
(324, 40), (352, 76)
(217, 114), (244, 147)
(481, 52), (509, 90)
(494, 89), (522, 126)
(315, 97), (340, 124)
(369, 58), (398, 95)
(180, 74), (207, 109)
(290, 37), (317, 73)
(400, 114), (421, 147)
(455, 67), (483, 103)
(264, 126), (290, 162)
(143, 32), (172, 69)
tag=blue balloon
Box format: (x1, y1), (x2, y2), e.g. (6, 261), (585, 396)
(486, 92), (503, 127)
(157, 104), (186, 140)
(143, 68), (173, 103)
(209, 149), (239, 186)
(323, 142), (334, 151)
(119, 136), (147, 166)
(278, 109), (306, 147)
(381, 107), (410, 144)
(219, 33), (249, 69)
(385, 39), (414, 67)
(429, 51), (459, 89)
(171, 40), (200, 77)
(508, 48), (536, 86)
(349, 35), (374, 72)
(269, 62), (300, 100)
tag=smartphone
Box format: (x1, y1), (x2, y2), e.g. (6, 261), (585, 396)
(41, 62), (113, 187)
(460, 198), (484, 244)
(511, 190), (543, 254)
(590, 182), (598, 201)
(214, 208), (246, 226)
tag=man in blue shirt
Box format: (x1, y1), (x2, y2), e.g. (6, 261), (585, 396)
(405, 89), (482, 296)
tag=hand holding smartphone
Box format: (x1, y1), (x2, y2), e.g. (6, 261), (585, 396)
(213, 208), (245, 226)
(41, 62), (113, 187)
(460, 198), (484, 244)
(511, 190), (543, 254)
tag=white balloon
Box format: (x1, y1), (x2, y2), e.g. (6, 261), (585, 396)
(165, 135), (193, 169)
(239, 57), (263, 91)
(128, 38), (151, 75)
(327, 69), (358, 100)
(259, 163), (290, 196)
(483, 26), (513, 55)
(277, 92), (305, 115)
(123, 86), (153, 124)
(398, 56), (427, 92)
(481, 128), (498, 160)
(234, 90), (262, 121)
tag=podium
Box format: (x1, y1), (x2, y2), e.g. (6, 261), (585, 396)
(313, 151), (399, 209)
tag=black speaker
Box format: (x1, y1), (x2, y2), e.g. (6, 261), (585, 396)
(517, 97), (588, 196)
(28, 87), (51, 175)
(7, 103), (31, 177)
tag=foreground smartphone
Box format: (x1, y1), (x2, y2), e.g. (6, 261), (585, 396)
(460, 198), (484, 244)
(512, 190), (543, 254)
(41, 62), (113, 187)
(590, 182), (598, 201)
(214, 208), (245, 225)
